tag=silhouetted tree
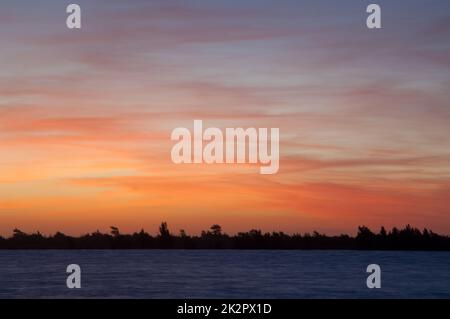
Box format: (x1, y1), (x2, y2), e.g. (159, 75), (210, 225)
(110, 226), (120, 237)
(159, 222), (170, 238)
(13, 228), (27, 238)
(158, 222), (173, 248)
(210, 224), (222, 236)
(0, 224), (449, 250)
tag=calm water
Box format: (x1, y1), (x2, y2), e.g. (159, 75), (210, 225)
(0, 250), (449, 298)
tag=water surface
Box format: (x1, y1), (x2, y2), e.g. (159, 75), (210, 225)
(0, 250), (449, 298)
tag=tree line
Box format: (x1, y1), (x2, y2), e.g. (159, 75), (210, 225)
(0, 223), (449, 250)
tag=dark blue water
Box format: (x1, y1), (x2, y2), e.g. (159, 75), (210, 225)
(0, 250), (449, 298)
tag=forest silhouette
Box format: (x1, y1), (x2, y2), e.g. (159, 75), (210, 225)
(0, 223), (449, 250)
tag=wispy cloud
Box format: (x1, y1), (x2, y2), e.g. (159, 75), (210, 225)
(1, 0), (450, 234)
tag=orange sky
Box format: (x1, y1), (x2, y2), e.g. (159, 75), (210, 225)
(1, 1), (450, 236)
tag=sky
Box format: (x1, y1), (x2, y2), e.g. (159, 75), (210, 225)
(0, 0), (450, 236)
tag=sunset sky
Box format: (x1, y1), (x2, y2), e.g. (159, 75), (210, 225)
(1, 0), (450, 236)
